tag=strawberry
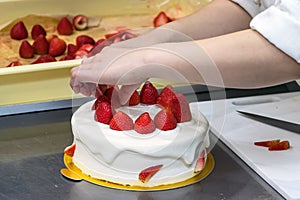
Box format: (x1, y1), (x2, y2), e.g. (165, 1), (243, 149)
(74, 49), (89, 59)
(59, 55), (74, 61)
(31, 54), (56, 64)
(153, 11), (172, 28)
(268, 140), (290, 151)
(19, 40), (34, 58)
(72, 14), (88, 30)
(94, 102), (114, 125)
(128, 90), (140, 106)
(254, 139), (280, 147)
(31, 24), (46, 40)
(140, 81), (159, 105)
(49, 37), (67, 57)
(109, 111), (133, 131)
(76, 35), (95, 48)
(92, 95), (109, 110)
(194, 150), (205, 173)
(171, 94), (192, 123)
(67, 44), (79, 56)
(104, 86), (118, 103)
(6, 60), (21, 67)
(32, 34), (49, 55)
(64, 143), (76, 157)
(156, 85), (177, 108)
(57, 17), (73, 35)
(134, 112), (156, 134)
(154, 107), (177, 131)
(139, 164), (163, 183)
(10, 21), (28, 40)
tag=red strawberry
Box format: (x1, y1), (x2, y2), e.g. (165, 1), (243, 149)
(59, 54), (74, 61)
(57, 17), (73, 35)
(171, 94), (192, 123)
(67, 44), (79, 56)
(104, 86), (120, 105)
(49, 37), (67, 57)
(72, 14), (88, 30)
(154, 107), (177, 131)
(109, 111), (133, 131)
(19, 40), (34, 58)
(153, 11), (172, 28)
(10, 21), (28, 40)
(64, 143), (76, 157)
(31, 24), (46, 40)
(156, 85), (177, 108)
(140, 81), (159, 105)
(139, 164), (163, 183)
(92, 95), (109, 110)
(32, 34), (49, 55)
(268, 140), (290, 151)
(128, 90), (140, 106)
(254, 139), (280, 147)
(134, 112), (156, 134)
(76, 35), (95, 48)
(31, 54), (56, 64)
(94, 102), (114, 124)
(74, 49), (89, 59)
(6, 60), (21, 67)
(194, 150), (205, 173)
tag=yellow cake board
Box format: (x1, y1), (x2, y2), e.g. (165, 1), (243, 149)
(61, 153), (214, 191)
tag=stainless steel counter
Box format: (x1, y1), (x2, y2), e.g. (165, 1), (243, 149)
(2, 82), (299, 200)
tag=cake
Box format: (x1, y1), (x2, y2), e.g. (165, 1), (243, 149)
(64, 82), (210, 187)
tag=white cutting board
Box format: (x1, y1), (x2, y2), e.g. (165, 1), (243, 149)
(193, 91), (300, 200)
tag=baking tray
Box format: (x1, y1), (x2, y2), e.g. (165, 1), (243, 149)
(0, 0), (210, 108)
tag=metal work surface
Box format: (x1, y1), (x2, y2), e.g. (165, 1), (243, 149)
(0, 106), (284, 200)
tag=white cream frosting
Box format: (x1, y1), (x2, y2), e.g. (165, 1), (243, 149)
(71, 100), (210, 187)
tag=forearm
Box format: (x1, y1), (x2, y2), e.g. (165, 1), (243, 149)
(198, 29), (300, 88)
(164, 0), (252, 40)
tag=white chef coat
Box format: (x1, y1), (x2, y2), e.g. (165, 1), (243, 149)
(231, 0), (300, 64)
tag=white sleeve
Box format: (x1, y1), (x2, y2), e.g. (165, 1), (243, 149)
(232, 0), (300, 63)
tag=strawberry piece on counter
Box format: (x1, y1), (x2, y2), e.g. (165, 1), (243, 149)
(109, 111), (133, 131)
(67, 43), (79, 57)
(254, 139), (281, 147)
(140, 81), (159, 105)
(95, 102), (114, 125)
(134, 112), (156, 134)
(154, 107), (177, 131)
(57, 17), (73, 35)
(31, 24), (46, 40)
(139, 164), (163, 183)
(153, 11), (172, 28)
(49, 37), (67, 57)
(19, 40), (35, 58)
(10, 21), (28, 40)
(64, 143), (76, 157)
(73, 14), (88, 30)
(32, 34), (49, 55)
(31, 54), (56, 64)
(268, 140), (290, 151)
(128, 90), (140, 106)
(76, 35), (95, 48)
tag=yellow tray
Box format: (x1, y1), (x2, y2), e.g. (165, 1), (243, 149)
(61, 153), (214, 191)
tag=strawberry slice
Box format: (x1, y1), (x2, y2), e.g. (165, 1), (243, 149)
(6, 60), (21, 67)
(31, 55), (56, 64)
(194, 150), (206, 173)
(139, 164), (163, 183)
(109, 111), (133, 131)
(254, 139), (280, 147)
(140, 81), (159, 105)
(134, 112), (156, 134)
(268, 140), (290, 151)
(76, 35), (95, 48)
(153, 11), (172, 28)
(154, 107), (177, 131)
(94, 102), (114, 125)
(128, 90), (140, 106)
(64, 143), (76, 157)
